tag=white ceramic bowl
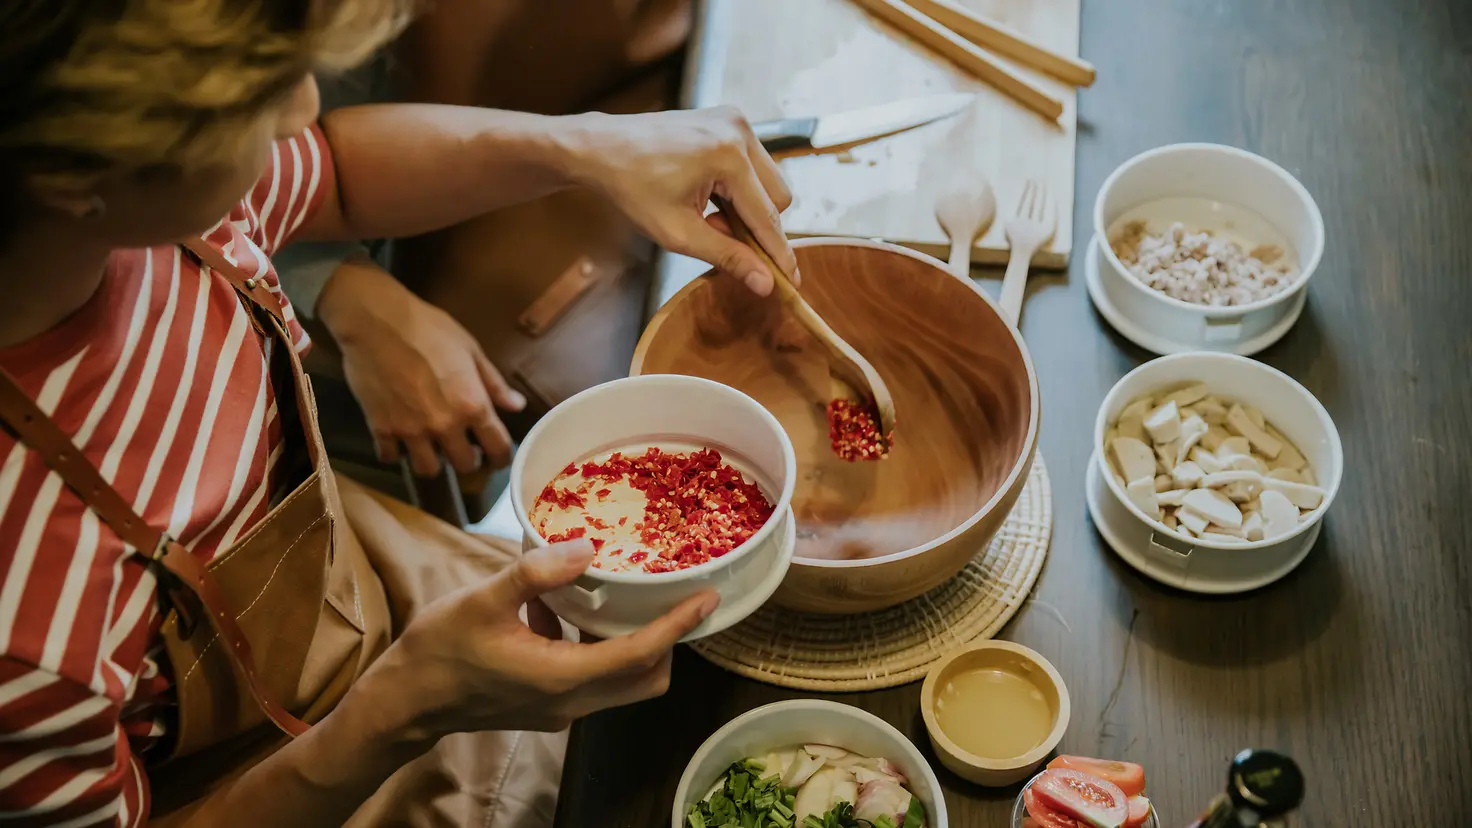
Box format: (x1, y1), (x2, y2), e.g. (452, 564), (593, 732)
(672, 700), (950, 828)
(1091, 353), (1343, 592)
(510, 375), (796, 641)
(1091, 143), (1325, 355)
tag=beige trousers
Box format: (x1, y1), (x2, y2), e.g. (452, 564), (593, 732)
(339, 478), (568, 828)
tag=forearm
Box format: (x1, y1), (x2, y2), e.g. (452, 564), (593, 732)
(178, 663), (436, 827)
(303, 104), (595, 242)
(314, 254), (417, 346)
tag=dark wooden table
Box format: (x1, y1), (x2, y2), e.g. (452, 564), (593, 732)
(555, 1), (1472, 825)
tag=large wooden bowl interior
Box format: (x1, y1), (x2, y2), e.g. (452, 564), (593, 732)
(632, 240), (1038, 613)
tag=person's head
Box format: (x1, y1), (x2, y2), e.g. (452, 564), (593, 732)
(0, 0), (408, 250)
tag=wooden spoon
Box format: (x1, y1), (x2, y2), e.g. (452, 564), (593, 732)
(710, 197), (897, 441)
(935, 170), (997, 279)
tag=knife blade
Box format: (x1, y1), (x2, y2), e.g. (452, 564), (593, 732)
(752, 92), (973, 151)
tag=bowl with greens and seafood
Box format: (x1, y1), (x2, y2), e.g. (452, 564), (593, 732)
(674, 700), (947, 828)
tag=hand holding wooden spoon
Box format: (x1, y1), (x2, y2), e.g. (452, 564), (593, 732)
(710, 196), (898, 447)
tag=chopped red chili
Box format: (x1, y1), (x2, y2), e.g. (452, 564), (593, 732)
(826, 399), (891, 461)
(544, 526), (586, 543)
(537, 484), (587, 509)
(532, 447), (774, 574)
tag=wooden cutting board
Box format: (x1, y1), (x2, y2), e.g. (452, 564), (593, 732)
(704, 0), (1080, 268)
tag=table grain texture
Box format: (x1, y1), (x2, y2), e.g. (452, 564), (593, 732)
(554, 0), (1472, 824)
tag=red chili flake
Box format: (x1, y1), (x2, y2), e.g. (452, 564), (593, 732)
(561, 462), (577, 476)
(544, 526), (587, 543)
(534, 447), (775, 574)
(537, 484), (586, 509)
(595, 488), (611, 500)
(826, 399), (892, 462)
(586, 516), (611, 530)
(589, 537), (605, 552)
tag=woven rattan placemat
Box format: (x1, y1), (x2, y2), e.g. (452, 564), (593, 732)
(691, 458), (1052, 691)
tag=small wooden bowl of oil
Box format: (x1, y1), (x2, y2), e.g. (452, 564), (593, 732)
(920, 641), (1070, 787)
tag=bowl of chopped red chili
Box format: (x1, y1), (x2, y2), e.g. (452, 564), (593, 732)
(511, 375), (797, 641)
(633, 238), (1039, 614)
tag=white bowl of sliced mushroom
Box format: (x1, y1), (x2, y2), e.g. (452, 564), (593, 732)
(1092, 353), (1342, 591)
(1090, 143), (1325, 355)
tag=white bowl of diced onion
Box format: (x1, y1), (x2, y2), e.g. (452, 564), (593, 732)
(673, 700), (948, 828)
(1090, 143), (1325, 355)
(1091, 352), (1343, 592)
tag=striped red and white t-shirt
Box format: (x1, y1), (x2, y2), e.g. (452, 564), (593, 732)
(0, 126), (333, 827)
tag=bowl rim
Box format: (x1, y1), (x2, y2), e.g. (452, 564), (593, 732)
(509, 374), (798, 584)
(1092, 352), (1345, 550)
(633, 236), (1041, 571)
(919, 640), (1071, 772)
(671, 698), (950, 828)
(1092, 142), (1327, 318)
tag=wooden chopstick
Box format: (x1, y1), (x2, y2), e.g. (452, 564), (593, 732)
(904, 0), (1095, 87)
(848, 0), (1066, 121)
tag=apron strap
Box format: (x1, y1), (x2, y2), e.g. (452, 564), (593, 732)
(0, 239), (310, 739)
(180, 237), (290, 329)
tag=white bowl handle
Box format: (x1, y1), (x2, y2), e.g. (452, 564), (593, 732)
(1147, 531), (1195, 569)
(557, 576), (609, 611)
(1202, 314), (1244, 343)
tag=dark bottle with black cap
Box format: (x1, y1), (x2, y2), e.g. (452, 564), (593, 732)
(1187, 749), (1304, 828)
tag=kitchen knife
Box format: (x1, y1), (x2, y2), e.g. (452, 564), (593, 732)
(752, 92), (973, 151)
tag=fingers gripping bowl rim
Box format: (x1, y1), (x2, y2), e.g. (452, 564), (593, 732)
(510, 375), (798, 641)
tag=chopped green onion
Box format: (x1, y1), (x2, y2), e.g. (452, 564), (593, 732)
(900, 797), (925, 828)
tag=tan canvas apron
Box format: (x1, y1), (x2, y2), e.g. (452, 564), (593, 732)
(0, 241), (563, 827)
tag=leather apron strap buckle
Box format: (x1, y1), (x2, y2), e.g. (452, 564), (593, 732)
(149, 533), (202, 639)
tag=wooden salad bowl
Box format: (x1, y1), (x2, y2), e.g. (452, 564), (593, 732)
(631, 239), (1039, 614)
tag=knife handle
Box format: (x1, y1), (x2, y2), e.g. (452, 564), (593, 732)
(752, 117), (818, 151)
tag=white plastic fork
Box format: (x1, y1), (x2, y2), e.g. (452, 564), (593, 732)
(999, 179), (1057, 325)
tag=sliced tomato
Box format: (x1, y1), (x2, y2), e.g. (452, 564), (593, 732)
(1046, 756), (1147, 797)
(1032, 769), (1129, 828)
(1024, 787), (1081, 828)
(1124, 795), (1152, 827)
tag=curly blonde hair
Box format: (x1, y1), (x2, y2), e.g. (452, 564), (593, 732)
(0, 0), (409, 208)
